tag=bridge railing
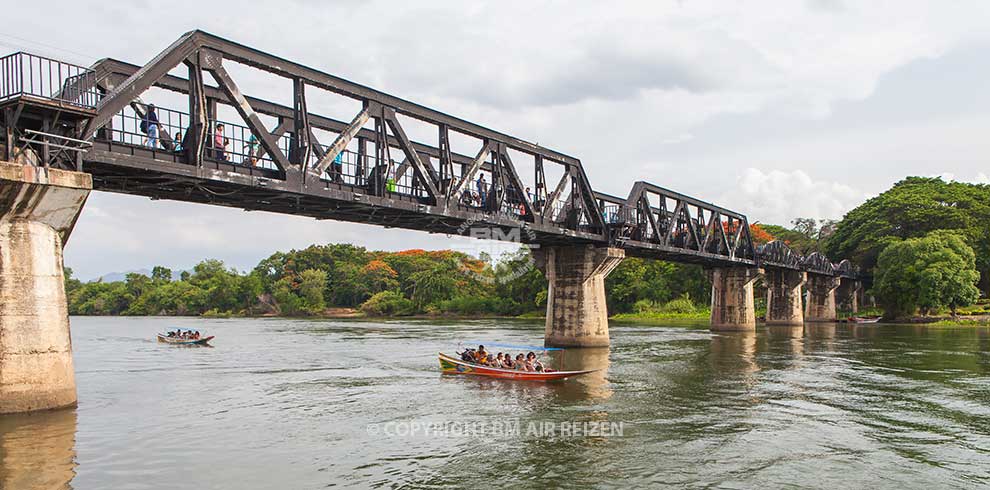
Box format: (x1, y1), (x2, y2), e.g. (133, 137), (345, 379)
(95, 100), (438, 199)
(0, 52), (99, 108)
(98, 103), (288, 171)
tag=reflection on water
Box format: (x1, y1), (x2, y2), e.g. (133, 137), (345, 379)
(0, 317), (987, 488)
(0, 408), (77, 490)
(710, 330), (758, 375)
(555, 347), (612, 401)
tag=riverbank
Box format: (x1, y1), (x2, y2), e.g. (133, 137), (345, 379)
(81, 305), (990, 326)
(610, 311), (710, 324)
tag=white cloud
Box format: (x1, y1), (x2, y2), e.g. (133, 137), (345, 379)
(722, 168), (868, 225)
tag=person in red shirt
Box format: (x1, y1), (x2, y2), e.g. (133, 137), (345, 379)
(214, 124), (226, 160)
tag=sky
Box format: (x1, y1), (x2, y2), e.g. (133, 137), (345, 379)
(3, 1), (989, 280)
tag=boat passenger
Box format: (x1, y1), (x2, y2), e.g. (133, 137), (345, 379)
(476, 345), (488, 365)
(502, 355), (513, 369)
(514, 354), (527, 371)
(493, 353), (505, 368)
(527, 352), (544, 372)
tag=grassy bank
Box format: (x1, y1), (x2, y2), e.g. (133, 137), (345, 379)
(610, 310), (710, 324)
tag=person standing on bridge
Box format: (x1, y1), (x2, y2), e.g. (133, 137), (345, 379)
(244, 133), (261, 166)
(477, 174), (488, 207)
(214, 124), (226, 161)
(142, 104), (160, 149)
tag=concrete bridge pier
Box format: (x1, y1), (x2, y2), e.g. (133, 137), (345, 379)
(709, 267), (761, 331)
(836, 278), (862, 314)
(0, 162), (91, 414)
(805, 274), (841, 322)
(535, 245), (625, 347)
(765, 268), (806, 325)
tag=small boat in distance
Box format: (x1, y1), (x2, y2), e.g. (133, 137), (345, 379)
(438, 353), (597, 381)
(847, 316), (881, 324)
(157, 333), (214, 345)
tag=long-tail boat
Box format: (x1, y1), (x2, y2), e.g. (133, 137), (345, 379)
(438, 353), (597, 381)
(157, 333), (214, 345)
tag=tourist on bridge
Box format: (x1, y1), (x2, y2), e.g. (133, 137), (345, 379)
(476, 174), (488, 206)
(214, 124), (226, 161)
(244, 133), (258, 165)
(141, 104), (160, 149)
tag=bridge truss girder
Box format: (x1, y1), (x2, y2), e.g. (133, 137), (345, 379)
(0, 31), (859, 276)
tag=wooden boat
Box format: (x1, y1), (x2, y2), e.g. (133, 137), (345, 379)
(438, 353), (597, 381)
(157, 333), (214, 345)
(848, 316), (881, 324)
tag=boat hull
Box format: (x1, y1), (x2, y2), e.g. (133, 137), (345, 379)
(157, 334), (214, 345)
(438, 353), (596, 381)
(849, 317), (881, 324)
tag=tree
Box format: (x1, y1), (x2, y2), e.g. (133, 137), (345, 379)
(64, 267), (82, 296)
(874, 231), (980, 318)
(151, 266), (172, 283)
(749, 224), (775, 245)
(298, 269), (328, 313)
(824, 177), (990, 293)
(408, 260), (459, 308)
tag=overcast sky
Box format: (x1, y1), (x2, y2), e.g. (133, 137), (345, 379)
(5, 1), (989, 280)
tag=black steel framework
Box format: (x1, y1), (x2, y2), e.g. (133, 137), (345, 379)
(0, 31), (857, 276)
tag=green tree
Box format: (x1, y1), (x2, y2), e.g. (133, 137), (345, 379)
(64, 267), (82, 297)
(824, 177), (990, 293)
(298, 269), (328, 313)
(875, 231), (980, 318)
(408, 260), (459, 309)
(151, 266), (172, 283)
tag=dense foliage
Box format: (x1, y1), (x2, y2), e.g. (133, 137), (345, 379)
(823, 177), (990, 293)
(67, 244), (712, 318)
(874, 231), (980, 317)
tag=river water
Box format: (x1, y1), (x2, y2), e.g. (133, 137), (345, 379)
(1, 317), (989, 489)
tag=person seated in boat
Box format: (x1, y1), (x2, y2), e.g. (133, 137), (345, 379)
(526, 352), (544, 371)
(475, 345), (488, 365)
(193, 331), (200, 340)
(513, 354), (528, 371)
(501, 354), (513, 369)
(490, 353), (504, 368)
(460, 349), (475, 363)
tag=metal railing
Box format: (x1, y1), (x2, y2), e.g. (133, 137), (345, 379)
(90, 100), (594, 211)
(0, 52), (99, 108)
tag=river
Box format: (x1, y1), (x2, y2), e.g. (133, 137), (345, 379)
(1, 317), (989, 489)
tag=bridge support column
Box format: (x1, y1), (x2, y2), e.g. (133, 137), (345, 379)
(836, 278), (861, 314)
(709, 267), (761, 331)
(535, 245), (624, 347)
(765, 268), (806, 326)
(805, 274), (840, 322)
(0, 162), (90, 414)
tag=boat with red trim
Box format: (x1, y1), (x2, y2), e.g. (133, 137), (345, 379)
(438, 352), (597, 381)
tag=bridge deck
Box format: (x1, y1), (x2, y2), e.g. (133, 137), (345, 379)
(0, 34), (859, 276)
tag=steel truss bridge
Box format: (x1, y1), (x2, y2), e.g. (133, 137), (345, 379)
(0, 31), (855, 278)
